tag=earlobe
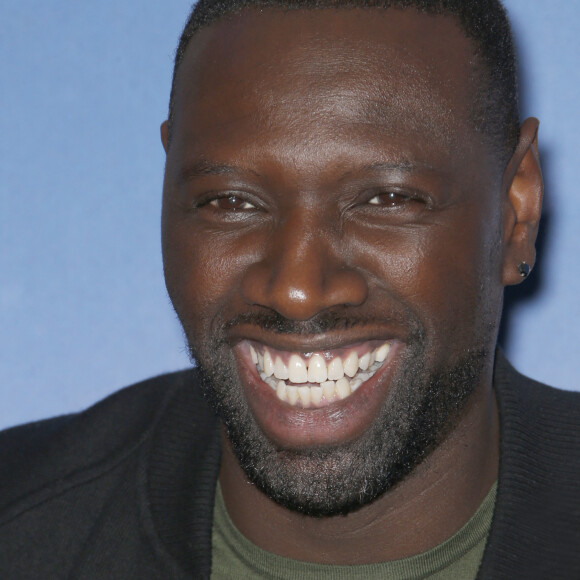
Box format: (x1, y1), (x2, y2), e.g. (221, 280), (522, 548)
(501, 117), (543, 286)
(160, 120), (169, 153)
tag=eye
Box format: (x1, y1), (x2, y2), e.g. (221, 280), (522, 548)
(208, 194), (256, 211)
(367, 191), (412, 207)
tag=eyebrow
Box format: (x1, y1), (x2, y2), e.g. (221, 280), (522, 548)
(361, 161), (435, 173)
(336, 160), (437, 181)
(178, 159), (260, 182)
(178, 158), (437, 183)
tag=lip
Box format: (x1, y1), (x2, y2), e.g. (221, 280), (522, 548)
(232, 337), (403, 449)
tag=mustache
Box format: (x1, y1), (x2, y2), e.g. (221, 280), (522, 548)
(186, 307), (425, 366)
(221, 308), (420, 338)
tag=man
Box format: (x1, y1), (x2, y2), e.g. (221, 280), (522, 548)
(0, 0), (578, 578)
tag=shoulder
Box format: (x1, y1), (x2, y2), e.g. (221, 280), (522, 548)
(494, 351), (580, 434)
(0, 369), (197, 514)
(494, 351), (580, 465)
(482, 352), (580, 577)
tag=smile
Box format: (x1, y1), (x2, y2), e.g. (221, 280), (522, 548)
(248, 342), (391, 408)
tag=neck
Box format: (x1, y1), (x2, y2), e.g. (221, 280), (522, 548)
(219, 379), (499, 565)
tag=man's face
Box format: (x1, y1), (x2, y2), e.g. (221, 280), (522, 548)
(162, 8), (506, 515)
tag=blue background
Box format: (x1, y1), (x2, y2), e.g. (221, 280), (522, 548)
(1, 1), (578, 429)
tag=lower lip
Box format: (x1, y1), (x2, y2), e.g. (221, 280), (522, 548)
(233, 341), (401, 449)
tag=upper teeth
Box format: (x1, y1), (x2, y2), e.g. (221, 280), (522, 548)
(249, 342), (391, 407)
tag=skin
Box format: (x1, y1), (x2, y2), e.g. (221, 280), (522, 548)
(161, 8), (542, 565)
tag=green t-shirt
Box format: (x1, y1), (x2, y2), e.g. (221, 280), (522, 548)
(211, 481), (496, 579)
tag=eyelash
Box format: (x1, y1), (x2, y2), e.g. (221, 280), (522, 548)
(365, 190), (424, 210)
(211, 195), (255, 210)
(368, 191), (408, 206)
(197, 193), (257, 212)
(194, 189), (424, 215)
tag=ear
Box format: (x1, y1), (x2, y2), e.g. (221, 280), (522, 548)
(501, 117), (543, 286)
(160, 120), (169, 153)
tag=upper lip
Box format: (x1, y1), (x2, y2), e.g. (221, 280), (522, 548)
(226, 324), (406, 353)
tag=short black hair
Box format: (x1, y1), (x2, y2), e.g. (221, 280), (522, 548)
(167, 0), (520, 163)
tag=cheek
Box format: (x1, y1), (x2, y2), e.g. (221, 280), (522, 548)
(351, 216), (501, 344)
(162, 218), (261, 329)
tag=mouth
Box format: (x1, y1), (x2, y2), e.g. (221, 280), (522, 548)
(249, 341), (391, 408)
(231, 336), (400, 448)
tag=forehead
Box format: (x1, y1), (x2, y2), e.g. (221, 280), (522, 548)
(171, 8), (485, 171)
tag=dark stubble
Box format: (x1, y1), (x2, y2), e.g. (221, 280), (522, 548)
(187, 310), (487, 517)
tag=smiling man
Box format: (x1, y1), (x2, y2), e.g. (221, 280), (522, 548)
(1, 0), (580, 579)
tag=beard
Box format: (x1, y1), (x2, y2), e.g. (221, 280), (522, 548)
(185, 309), (488, 518)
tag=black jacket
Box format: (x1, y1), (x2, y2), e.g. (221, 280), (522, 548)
(1, 353), (579, 579)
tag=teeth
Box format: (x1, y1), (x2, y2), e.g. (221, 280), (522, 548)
(263, 350), (274, 377)
(321, 380), (336, 401)
(274, 356), (289, 380)
(327, 357), (344, 381)
(298, 386), (311, 407)
(287, 385), (299, 405)
(288, 354), (308, 383)
(359, 352), (370, 371)
(358, 372), (370, 383)
(253, 342), (391, 407)
(276, 380), (287, 402)
(307, 354), (328, 383)
(375, 343), (390, 363)
(335, 377), (351, 399)
(311, 386), (323, 405)
(343, 352), (359, 378)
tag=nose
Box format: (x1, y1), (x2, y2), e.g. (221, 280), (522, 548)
(240, 209), (368, 320)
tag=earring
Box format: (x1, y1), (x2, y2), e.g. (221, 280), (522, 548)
(518, 262), (530, 278)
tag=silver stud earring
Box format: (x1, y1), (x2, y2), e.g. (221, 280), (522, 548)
(518, 262), (530, 278)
